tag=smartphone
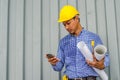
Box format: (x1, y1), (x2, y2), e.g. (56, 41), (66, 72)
(46, 54), (55, 59)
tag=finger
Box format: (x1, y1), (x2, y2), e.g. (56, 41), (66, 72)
(89, 62), (96, 67)
(52, 59), (59, 63)
(86, 60), (93, 66)
(86, 59), (96, 66)
(48, 57), (59, 63)
(50, 58), (60, 65)
(48, 57), (56, 62)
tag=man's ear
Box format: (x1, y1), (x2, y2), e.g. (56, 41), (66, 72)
(78, 18), (80, 22)
(75, 15), (80, 22)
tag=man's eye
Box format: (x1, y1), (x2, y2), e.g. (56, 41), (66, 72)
(67, 22), (70, 25)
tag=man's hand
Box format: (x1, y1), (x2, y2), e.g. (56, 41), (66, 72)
(46, 54), (60, 66)
(86, 54), (105, 70)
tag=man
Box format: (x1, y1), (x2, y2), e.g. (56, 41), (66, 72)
(46, 5), (109, 80)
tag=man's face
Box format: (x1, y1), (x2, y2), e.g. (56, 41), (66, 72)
(63, 17), (79, 35)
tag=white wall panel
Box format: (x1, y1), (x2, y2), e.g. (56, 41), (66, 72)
(105, 0), (120, 80)
(0, 0), (8, 80)
(78, 0), (87, 29)
(50, 0), (59, 80)
(32, 0), (41, 80)
(115, 0), (120, 69)
(25, 0), (33, 80)
(68, 0), (76, 7)
(42, 0), (52, 80)
(86, 0), (97, 32)
(96, 0), (107, 45)
(8, 0), (24, 80)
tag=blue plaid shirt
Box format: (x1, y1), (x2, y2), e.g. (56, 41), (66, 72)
(52, 29), (109, 78)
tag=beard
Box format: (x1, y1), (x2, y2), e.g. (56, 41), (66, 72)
(68, 30), (75, 35)
(70, 32), (76, 36)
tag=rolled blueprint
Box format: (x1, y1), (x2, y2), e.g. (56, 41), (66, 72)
(77, 41), (108, 80)
(94, 45), (107, 61)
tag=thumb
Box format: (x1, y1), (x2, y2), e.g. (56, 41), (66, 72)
(92, 54), (97, 61)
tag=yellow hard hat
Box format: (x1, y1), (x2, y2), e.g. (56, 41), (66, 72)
(58, 5), (80, 22)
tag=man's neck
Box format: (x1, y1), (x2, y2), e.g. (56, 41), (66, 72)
(74, 24), (82, 36)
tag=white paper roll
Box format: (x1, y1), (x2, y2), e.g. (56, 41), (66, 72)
(94, 45), (107, 61)
(77, 41), (108, 80)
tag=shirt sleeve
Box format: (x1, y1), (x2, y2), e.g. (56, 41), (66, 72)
(52, 61), (64, 71)
(104, 52), (110, 67)
(52, 40), (65, 71)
